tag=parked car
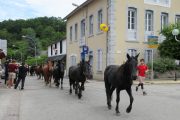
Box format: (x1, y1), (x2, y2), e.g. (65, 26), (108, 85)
(0, 68), (5, 79)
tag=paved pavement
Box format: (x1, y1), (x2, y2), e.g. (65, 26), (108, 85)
(0, 76), (180, 120)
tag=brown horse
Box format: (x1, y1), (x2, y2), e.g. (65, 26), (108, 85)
(42, 60), (54, 86)
(35, 65), (43, 79)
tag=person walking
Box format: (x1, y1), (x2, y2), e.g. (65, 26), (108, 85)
(136, 59), (148, 95)
(7, 60), (18, 88)
(4, 60), (9, 85)
(14, 63), (28, 90)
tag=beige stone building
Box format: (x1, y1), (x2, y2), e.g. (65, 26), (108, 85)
(64, 0), (180, 80)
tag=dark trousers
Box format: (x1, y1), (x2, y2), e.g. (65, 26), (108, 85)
(15, 77), (26, 89)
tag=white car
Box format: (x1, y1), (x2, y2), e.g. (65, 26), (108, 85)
(0, 68), (5, 79)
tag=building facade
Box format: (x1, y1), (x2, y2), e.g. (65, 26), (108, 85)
(65, 0), (180, 80)
(48, 39), (66, 61)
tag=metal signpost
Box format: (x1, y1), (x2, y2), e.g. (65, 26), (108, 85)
(147, 36), (159, 80)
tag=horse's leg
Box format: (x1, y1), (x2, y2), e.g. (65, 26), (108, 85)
(107, 86), (115, 109)
(78, 82), (82, 99)
(61, 77), (63, 90)
(69, 80), (73, 94)
(126, 87), (134, 113)
(81, 81), (85, 91)
(115, 88), (120, 115)
(74, 81), (78, 94)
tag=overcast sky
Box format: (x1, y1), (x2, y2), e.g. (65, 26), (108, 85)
(0, 0), (86, 21)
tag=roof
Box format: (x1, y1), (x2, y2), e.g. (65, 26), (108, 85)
(49, 37), (66, 46)
(64, 0), (94, 20)
(48, 55), (66, 61)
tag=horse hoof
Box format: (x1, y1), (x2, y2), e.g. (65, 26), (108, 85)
(78, 94), (82, 99)
(108, 105), (112, 110)
(116, 112), (120, 116)
(69, 90), (72, 94)
(126, 107), (132, 113)
(61, 87), (63, 90)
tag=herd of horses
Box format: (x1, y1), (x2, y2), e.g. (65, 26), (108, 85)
(31, 54), (139, 115)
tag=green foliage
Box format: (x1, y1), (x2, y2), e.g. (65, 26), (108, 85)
(147, 58), (177, 73)
(158, 23), (180, 60)
(0, 17), (66, 59)
(25, 55), (48, 65)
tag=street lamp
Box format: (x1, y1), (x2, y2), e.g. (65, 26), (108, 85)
(172, 29), (180, 42)
(22, 35), (37, 65)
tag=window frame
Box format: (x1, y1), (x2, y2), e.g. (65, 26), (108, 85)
(97, 9), (103, 32)
(70, 26), (73, 42)
(81, 19), (86, 38)
(161, 13), (169, 30)
(145, 10), (154, 32)
(89, 15), (94, 36)
(75, 23), (78, 41)
(97, 49), (103, 71)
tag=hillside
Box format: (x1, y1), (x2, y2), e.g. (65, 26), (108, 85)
(0, 17), (66, 60)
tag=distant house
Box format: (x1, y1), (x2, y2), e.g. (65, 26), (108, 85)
(0, 39), (7, 64)
(47, 38), (66, 62)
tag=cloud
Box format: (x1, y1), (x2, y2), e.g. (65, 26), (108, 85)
(25, 0), (86, 18)
(0, 0), (86, 21)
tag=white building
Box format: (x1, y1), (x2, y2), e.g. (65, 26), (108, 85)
(47, 38), (66, 61)
(0, 39), (7, 55)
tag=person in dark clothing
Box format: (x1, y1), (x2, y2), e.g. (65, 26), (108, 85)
(14, 63), (28, 90)
(4, 60), (9, 85)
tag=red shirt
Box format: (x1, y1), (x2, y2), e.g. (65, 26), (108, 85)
(137, 64), (148, 77)
(8, 63), (18, 72)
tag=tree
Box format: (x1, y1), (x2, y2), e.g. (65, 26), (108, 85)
(158, 23), (180, 60)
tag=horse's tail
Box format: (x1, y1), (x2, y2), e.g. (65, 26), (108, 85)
(104, 67), (111, 98)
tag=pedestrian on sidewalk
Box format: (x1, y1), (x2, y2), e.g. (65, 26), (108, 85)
(0, 64), (2, 83)
(7, 60), (18, 88)
(14, 62), (28, 90)
(136, 59), (148, 95)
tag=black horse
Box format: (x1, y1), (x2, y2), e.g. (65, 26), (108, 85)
(69, 60), (91, 99)
(104, 53), (139, 115)
(53, 61), (65, 89)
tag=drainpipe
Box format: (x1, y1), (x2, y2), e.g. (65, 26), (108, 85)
(106, 0), (110, 67)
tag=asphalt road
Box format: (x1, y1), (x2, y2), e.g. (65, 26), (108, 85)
(0, 76), (180, 120)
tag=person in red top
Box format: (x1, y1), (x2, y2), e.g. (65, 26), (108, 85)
(136, 59), (148, 95)
(7, 60), (18, 88)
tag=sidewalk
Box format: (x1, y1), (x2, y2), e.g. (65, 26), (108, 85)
(88, 78), (180, 85)
(134, 79), (180, 85)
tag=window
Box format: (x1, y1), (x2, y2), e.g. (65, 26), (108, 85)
(51, 45), (53, 55)
(144, 0), (171, 7)
(145, 10), (153, 31)
(161, 13), (168, 30)
(75, 23), (78, 41)
(97, 49), (103, 71)
(98, 9), (103, 32)
(145, 50), (152, 63)
(81, 19), (86, 37)
(54, 44), (57, 55)
(70, 55), (76, 66)
(70, 26), (73, 42)
(128, 7), (137, 40)
(128, 49), (137, 57)
(89, 15), (94, 35)
(60, 41), (62, 54)
(175, 15), (180, 24)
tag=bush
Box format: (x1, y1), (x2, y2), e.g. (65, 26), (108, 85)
(147, 58), (177, 73)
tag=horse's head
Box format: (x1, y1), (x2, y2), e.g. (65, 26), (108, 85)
(80, 60), (91, 79)
(126, 53), (139, 80)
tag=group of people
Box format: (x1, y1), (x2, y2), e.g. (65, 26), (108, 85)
(1, 59), (28, 90)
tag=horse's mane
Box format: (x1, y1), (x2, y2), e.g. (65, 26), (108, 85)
(117, 60), (132, 81)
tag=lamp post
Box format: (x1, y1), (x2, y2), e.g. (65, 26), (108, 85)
(172, 29), (180, 81)
(172, 29), (180, 42)
(22, 35), (37, 65)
